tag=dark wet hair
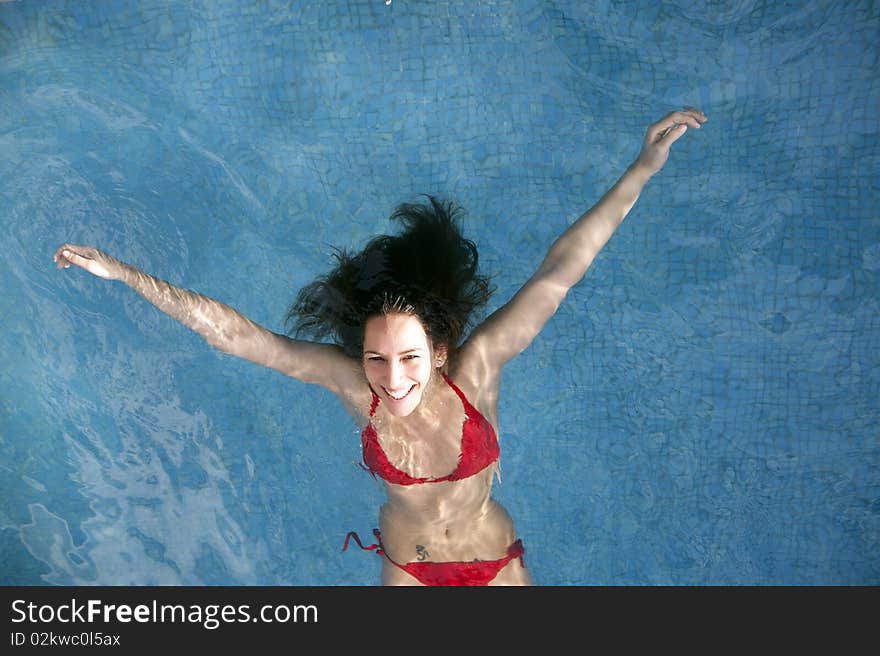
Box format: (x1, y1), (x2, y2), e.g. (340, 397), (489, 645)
(284, 195), (495, 359)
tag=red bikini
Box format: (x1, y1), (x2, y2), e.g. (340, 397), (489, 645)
(344, 374), (526, 585)
(343, 528), (525, 586)
(360, 373), (500, 484)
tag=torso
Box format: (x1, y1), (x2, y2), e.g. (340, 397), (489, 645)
(335, 349), (530, 585)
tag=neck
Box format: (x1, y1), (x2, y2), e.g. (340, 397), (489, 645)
(408, 368), (448, 422)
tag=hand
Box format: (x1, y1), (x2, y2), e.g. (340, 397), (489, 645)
(53, 244), (128, 281)
(634, 106), (707, 177)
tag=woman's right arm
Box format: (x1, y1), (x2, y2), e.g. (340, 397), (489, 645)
(53, 244), (361, 395)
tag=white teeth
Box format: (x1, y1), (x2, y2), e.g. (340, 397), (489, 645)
(386, 385), (415, 400)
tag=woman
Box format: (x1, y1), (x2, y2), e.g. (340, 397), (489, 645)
(53, 107), (707, 585)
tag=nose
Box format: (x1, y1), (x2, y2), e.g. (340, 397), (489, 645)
(387, 360), (407, 389)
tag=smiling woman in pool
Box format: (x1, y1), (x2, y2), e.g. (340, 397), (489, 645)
(53, 107), (707, 585)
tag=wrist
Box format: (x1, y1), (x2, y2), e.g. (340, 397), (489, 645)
(627, 160), (655, 183)
(117, 262), (136, 285)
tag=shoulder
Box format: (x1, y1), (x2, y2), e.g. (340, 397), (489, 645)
(330, 358), (375, 429)
(447, 335), (502, 420)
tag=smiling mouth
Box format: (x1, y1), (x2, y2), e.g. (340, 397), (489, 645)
(384, 384), (416, 401)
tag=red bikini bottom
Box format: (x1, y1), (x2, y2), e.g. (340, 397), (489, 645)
(343, 528), (526, 586)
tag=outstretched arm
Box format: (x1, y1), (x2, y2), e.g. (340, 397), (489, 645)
(460, 107), (707, 372)
(52, 245), (359, 394)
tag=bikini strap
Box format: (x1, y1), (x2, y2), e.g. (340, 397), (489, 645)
(361, 392), (381, 480)
(357, 461), (378, 481)
(441, 373), (471, 415)
(342, 529), (387, 556)
(368, 389), (380, 417)
(507, 538), (526, 567)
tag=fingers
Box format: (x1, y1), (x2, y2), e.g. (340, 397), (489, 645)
(658, 112), (703, 133)
(54, 243), (75, 259)
(683, 105), (707, 120)
(658, 123), (686, 141)
(653, 107), (707, 141)
(53, 243), (79, 269)
(53, 247), (67, 269)
(676, 106), (707, 120)
(53, 244), (116, 279)
(670, 107), (707, 128)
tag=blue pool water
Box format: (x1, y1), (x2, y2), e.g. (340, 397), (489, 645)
(1, 0), (877, 585)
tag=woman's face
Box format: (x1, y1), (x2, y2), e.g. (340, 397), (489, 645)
(362, 313), (446, 417)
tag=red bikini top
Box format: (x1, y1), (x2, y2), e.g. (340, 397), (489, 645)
(360, 374), (500, 485)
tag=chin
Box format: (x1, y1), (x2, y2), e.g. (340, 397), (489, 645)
(388, 390), (424, 416)
(388, 399), (419, 417)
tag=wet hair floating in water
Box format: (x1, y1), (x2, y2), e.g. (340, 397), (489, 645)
(285, 195), (495, 359)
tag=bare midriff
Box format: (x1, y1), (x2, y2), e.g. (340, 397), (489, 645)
(379, 465), (518, 559)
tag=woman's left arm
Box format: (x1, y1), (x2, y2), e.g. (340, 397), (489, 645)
(460, 107), (707, 371)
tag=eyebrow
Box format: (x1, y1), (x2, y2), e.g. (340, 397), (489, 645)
(363, 348), (426, 356)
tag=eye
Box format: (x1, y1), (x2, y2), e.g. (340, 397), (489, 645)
(404, 355), (419, 360)
(367, 356), (384, 362)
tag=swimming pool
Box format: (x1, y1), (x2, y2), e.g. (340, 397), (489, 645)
(1, 0), (877, 585)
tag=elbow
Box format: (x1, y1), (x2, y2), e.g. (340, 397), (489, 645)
(536, 265), (581, 298)
(540, 248), (593, 290)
